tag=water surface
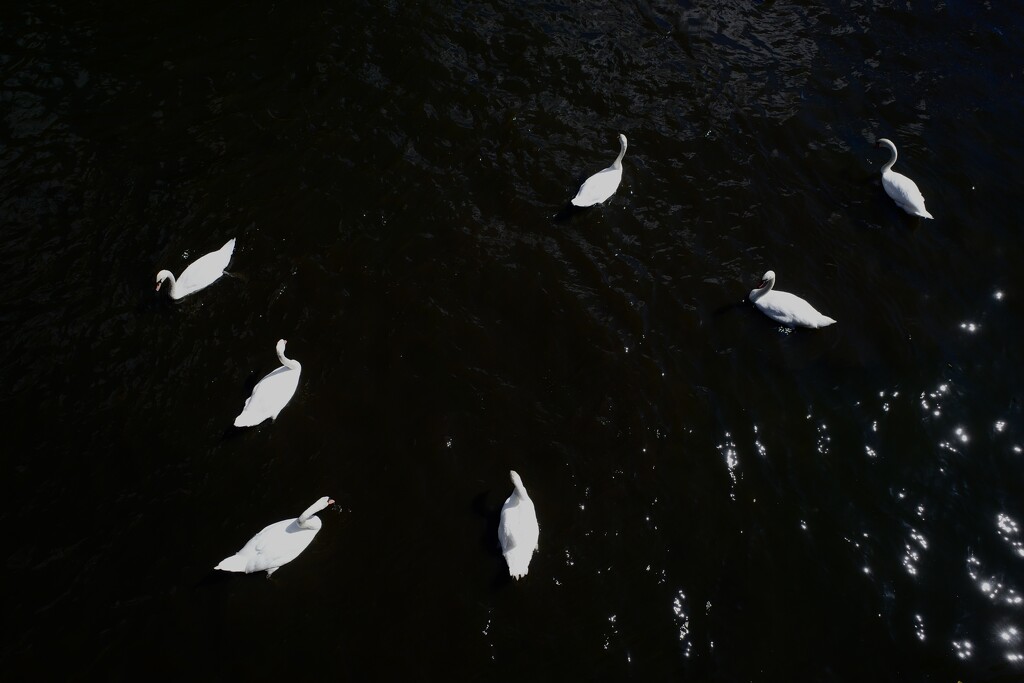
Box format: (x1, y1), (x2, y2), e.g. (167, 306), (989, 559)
(3, 1), (1024, 680)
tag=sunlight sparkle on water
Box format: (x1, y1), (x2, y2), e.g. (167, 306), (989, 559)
(716, 432), (739, 499)
(953, 640), (974, 659)
(960, 321), (980, 333)
(1001, 627), (1024, 664)
(753, 424), (766, 457)
(965, 554), (1019, 603)
(603, 613), (618, 650)
(996, 513), (1024, 557)
(672, 590), (693, 657)
(815, 420), (831, 455)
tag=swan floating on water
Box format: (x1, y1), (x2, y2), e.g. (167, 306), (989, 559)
(156, 238), (235, 299)
(498, 470), (540, 580)
(215, 496), (335, 577)
(234, 339), (301, 427)
(571, 134), (628, 207)
(749, 270), (836, 329)
(876, 138), (933, 219)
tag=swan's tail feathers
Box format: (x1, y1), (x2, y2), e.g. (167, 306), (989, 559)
(233, 410), (265, 428)
(918, 209), (934, 219)
(819, 316), (837, 328)
(215, 554), (248, 573)
(223, 237), (237, 253)
(504, 548), (533, 580)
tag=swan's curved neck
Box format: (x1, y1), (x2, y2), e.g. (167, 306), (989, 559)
(881, 143), (897, 173)
(297, 498), (332, 527)
(161, 273), (178, 297)
(512, 484), (529, 502)
(277, 348), (300, 370)
(612, 141), (627, 169)
(750, 279), (774, 302)
(298, 505), (322, 526)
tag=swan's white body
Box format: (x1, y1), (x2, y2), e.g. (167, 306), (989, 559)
(876, 138), (933, 219)
(571, 134), (628, 207)
(498, 470), (540, 580)
(156, 238), (235, 299)
(234, 339), (301, 427)
(215, 496), (334, 577)
(749, 270), (836, 329)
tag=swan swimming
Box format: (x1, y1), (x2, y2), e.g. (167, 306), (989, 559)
(215, 496), (335, 577)
(234, 339), (301, 428)
(155, 238), (235, 299)
(876, 138), (933, 219)
(571, 133), (628, 207)
(749, 270), (836, 329)
(498, 470), (540, 580)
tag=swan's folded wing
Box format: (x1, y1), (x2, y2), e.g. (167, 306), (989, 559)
(572, 167), (622, 207)
(884, 171), (931, 217)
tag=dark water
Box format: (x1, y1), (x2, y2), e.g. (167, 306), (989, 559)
(4, 1), (1024, 679)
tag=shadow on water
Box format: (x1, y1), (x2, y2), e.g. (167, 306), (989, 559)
(221, 424), (250, 440)
(195, 568), (237, 589)
(471, 490), (517, 589)
(710, 298), (750, 319)
(471, 490), (503, 557)
(551, 201), (587, 223)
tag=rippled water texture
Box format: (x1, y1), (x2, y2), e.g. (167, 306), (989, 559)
(3, 1), (1024, 680)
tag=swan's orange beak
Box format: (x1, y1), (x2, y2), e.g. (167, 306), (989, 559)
(155, 281), (163, 291)
(757, 279), (767, 288)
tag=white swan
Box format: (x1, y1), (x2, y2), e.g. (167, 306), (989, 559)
(749, 270), (836, 329)
(571, 133), (628, 207)
(876, 138), (933, 219)
(215, 496), (335, 577)
(498, 470), (540, 580)
(156, 238), (236, 299)
(234, 339), (301, 428)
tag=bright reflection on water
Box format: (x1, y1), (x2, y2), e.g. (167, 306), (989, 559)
(671, 590), (692, 658)
(953, 639), (974, 660)
(812, 415), (830, 455)
(914, 613), (926, 642)
(716, 432), (739, 500)
(996, 514), (1024, 558)
(840, 352), (1024, 675)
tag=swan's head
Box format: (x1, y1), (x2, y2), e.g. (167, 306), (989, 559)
(757, 270), (776, 289)
(876, 138), (896, 152)
(618, 133), (628, 150)
(276, 339), (288, 354)
(155, 270), (173, 291)
(509, 470), (524, 488)
(314, 496), (335, 511)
